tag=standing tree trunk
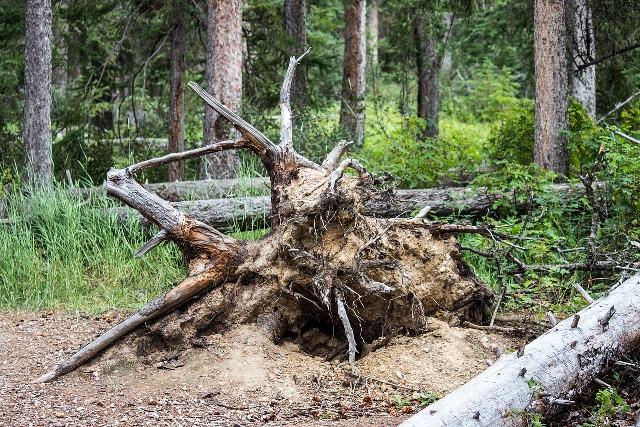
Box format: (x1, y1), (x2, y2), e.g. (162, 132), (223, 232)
(367, 0), (379, 68)
(284, 0), (308, 109)
(568, 0), (596, 118)
(534, 0), (569, 176)
(168, 0), (186, 182)
(414, 12), (440, 139)
(23, 0), (53, 187)
(340, 0), (367, 147)
(200, 0), (243, 180)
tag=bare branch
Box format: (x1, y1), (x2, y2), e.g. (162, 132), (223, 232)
(279, 48), (311, 151)
(598, 90), (640, 124)
(135, 230), (168, 257)
(335, 288), (358, 374)
(35, 270), (228, 383)
(322, 140), (353, 170)
(128, 138), (245, 174)
(328, 159), (372, 193)
(188, 81), (276, 158)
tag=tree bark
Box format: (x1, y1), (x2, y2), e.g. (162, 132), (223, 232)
(284, 0), (308, 108)
(401, 273), (640, 426)
(23, 0), (53, 187)
(200, 0), (243, 179)
(568, 0), (596, 118)
(414, 11), (440, 139)
(367, 0), (379, 68)
(340, 0), (367, 147)
(114, 182), (594, 231)
(168, 0), (186, 182)
(534, 0), (569, 176)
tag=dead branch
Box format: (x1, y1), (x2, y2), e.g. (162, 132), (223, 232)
(279, 48), (310, 151)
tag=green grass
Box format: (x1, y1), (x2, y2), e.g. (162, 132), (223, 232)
(0, 185), (185, 313)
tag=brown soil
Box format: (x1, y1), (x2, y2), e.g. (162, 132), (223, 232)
(0, 311), (524, 426)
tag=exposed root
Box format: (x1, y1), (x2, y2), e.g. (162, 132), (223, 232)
(35, 56), (493, 384)
(335, 288), (358, 374)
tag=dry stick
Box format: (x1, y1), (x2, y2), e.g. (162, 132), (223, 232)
(597, 89), (640, 124)
(322, 140), (353, 170)
(187, 81), (276, 153)
(463, 321), (517, 334)
(334, 288), (358, 374)
(573, 283), (595, 304)
(546, 311), (558, 327)
(610, 128), (640, 145)
(128, 138), (246, 174)
(279, 48), (311, 151)
(135, 229), (168, 258)
(35, 271), (222, 383)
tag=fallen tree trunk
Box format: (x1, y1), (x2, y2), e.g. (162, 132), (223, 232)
(76, 177), (270, 201)
(401, 273), (640, 427)
(115, 182), (591, 231)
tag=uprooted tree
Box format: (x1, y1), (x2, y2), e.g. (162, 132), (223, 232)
(36, 54), (493, 383)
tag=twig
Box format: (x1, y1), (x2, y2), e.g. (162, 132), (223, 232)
(597, 89), (640, 124)
(335, 288), (358, 374)
(463, 321), (517, 334)
(573, 283), (595, 304)
(546, 311), (558, 327)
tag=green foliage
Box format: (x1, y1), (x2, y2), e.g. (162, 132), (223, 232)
(0, 185), (185, 313)
(581, 388), (630, 427)
(416, 392), (439, 407)
(359, 108), (491, 188)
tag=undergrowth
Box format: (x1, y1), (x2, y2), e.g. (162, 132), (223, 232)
(0, 185), (185, 313)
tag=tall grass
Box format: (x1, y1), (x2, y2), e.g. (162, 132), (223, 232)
(0, 185), (185, 313)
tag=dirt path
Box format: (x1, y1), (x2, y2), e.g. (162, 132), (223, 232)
(0, 311), (523, 426)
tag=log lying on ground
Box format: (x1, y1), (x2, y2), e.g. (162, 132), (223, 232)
(401, 273), (640, 427)
(115, 182), (591, 231)
(76, 177), (270, 201)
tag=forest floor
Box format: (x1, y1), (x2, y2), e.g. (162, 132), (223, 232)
(0, 311), (525, 427)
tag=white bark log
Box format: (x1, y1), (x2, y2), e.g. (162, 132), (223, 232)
(401, 274), (640, 427)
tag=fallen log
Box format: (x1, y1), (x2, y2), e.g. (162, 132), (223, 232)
(401, 273), (640, 427)
(115, 182), (591, 231)
(76, 177), (270, 201)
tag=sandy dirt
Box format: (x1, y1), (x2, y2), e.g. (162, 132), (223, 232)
(0, 311), (523, 426)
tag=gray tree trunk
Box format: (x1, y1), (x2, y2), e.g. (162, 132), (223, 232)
(284, 0), (308, 108)
(200, 0), (243, 179)
(340, 0), (367, 147)
(414, 12), (440, 138)
(23, 0), (53, 187)
(568, 0), (596, 118)
(534, 0), (569, 176)
(168, 0), (186, 182)
(367, 0), (379, 68)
